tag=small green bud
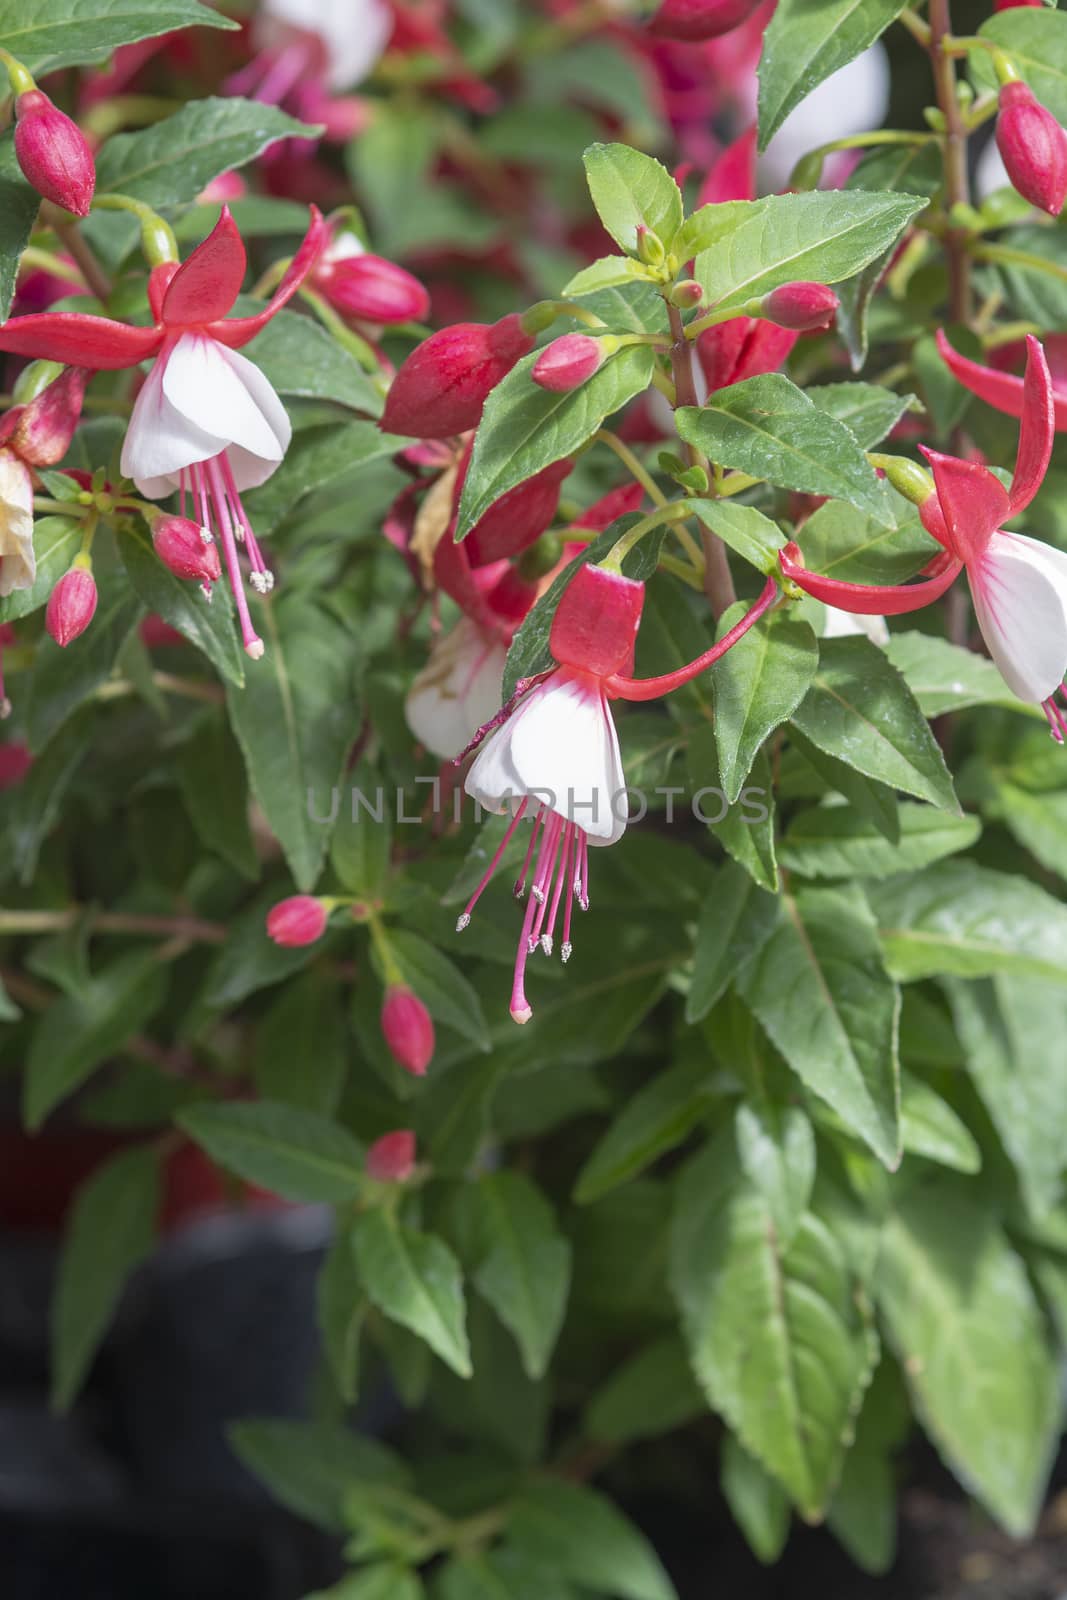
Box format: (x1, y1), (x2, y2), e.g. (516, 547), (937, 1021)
(636, 225), (666, 267)
(869, 453), (935, 507)
(12, 359), (64, 404)
(677, 466), (709, 494)
(669, 279), (704, 309)
(789, 150), (826, 192)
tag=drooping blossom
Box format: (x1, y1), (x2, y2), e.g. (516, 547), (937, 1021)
(0, 206), (326, 658)
(0, 366), (88, 598)
(46, 566), (97, 647)
(312, 230), (430, 327)
(457, 562), (778, 1023)
(783, 336), (1067, 737)
(12, 90), (95, 217)
(381, 315), (536, 439)
(254, 0), (392, 93)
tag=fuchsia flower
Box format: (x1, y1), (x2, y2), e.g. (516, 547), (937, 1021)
(761, 282), (840, 332)
(648, 0), (766, 41)
(533, 335), (606, 393)
(0, 206), (326, 658)
(266, 895), (329, 946)
(312, 230), (430, 326)
(0, 366), (87, 598)
(46, 567), (97, 647)
(783, 336), (1067, 736)
(457, 562), (777, 1023)
(381, 315), (536, 439)
(366, 1130), (416, 1183)
(937, 328), (1067, 431)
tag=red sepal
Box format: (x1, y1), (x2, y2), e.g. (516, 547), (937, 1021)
(779, 543), (962, 615)
(550, 564), (645, 678)
(162, 205), (247, 326)
(0, 312), (162, 369)
(697, 125), (757, 207)
(608, 576), (778, 700)
(936, 327), (1067, 431)
(1010, 334), (1055, 516)
(207, 205), (327, 348)
(920, 448), (1009, 565)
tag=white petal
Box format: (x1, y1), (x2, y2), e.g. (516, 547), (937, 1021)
(821, 605), (889, 647)
(120, 356), (225, 490)
(259, 0), (392, 88)
(163, 334), (288, 468)
(760, 45), (890, 192)
(970, 531), (1067, 702)
(406, 619), (507, 759)
(975, 138), (1011, 202)
(0, 452), (35, 596)
(466, 669), (627, 845)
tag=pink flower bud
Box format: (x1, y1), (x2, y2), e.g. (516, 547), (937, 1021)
(532, 335), (606, 393)
(152, 515), (223, 583)
(266, 895), (329, 947)
(366, 1130), (416, 1183)
(996, 82), (1067, 217)
(46, 567), (97, 647)
(648, 0), (765, 41)
(381, 984), (435, 1077)
(14, 91), (95, 218)
(380, 315), (536, 440)
(317, 253), (430, 326)
(994, 0), (1043, 9)
(0, 366), (88, 467)
(550, 563), (645, 678)
(462, 458), (573, 567)
(761, 282), (839, 332)
(0, 741), (32, 790)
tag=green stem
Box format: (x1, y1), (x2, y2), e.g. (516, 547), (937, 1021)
(928, 0), (972, 323)
(667, 302), (735, 615)
(0, 908), (226, 942)
(600, 502), (689, 571)
(973, 242), (1067, 285)
(593, 430), (668, 507)
(298, 286), (388, 378)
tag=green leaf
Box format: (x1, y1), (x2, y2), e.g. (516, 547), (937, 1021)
(686, 499), (785, 576)
(434, 1549), (578, 1600)
(176, 713), (257, 877)
(676, 376), (891, 524)
(790, 499), (937, 585)
(758, 0), (907, 149)
(242, 309), (384, 415)
(508, 1478), (677, 1600)
(562, 256), (656, 295)
(354, 1209), (471, 1378)
(885, 631), (1028, 717)
(455, 345), (654, 539)
(27, 570), (141, 753)
(50, 1146), (160, 1410)
(690, 732), (778, 892)
(734, 1101), (816, 1249)
(256, 974), (347, 1115)
(899, 1071), (981, 1175)
(871, 861), (1067, 982)
(974, 8), (1067, 123)
(317, 1230), (366, 1406)
(176, 1101), (364, 1204)
(388, 929), (490, 1050)
(24, 950), (167, 1131)
(582, 142), (683, 254)
(0, 131), (42, 322)
(574, 1058), (715, 1203)
(946, 976), (1067, 1217)
(310, 1569), (423, 1600)
(720, 1434), (790, 1565)
(672, 1141), (878, 1519)
(686, 862), (780, 1023)
(246, 420), (403, 533)
(807, 382), (915, 449)
(876, 1181), (1060, 1536)
(691, 190), (927, 313)
(789, 724), (900, 842)
(94, 97), (315, 207)
(463, 1172), (571, 1379)
(2, 0), (235, 75)
(0, 517), (82, 623)
(331, 763), (393, 906)
(790, 636), (958, 812)
(738, 888), (902, 1168)
(228, 1419), (409, 1533)
(119, 521), (245, 687)
(779, 801), (980, 880)
(711, 605), (818, 803)
(225, 597), (360, 892)
(585, 1334), (705, 1444)
(826, 1367), (907, 1574)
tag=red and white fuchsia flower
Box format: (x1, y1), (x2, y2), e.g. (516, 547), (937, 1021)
(0, 365), (87, 598)
(381, 315), (536, 439)
(784, 335), (1067, 737)
(0, 206), (326, 659)
(457, 562), (777, 1023)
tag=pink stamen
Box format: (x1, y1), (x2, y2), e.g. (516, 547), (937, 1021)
(530, 813), (563, 950)
(514, 808), (544, 899)
(576, 830), (590, 912)
(204, 454), (264, 659)
(221, 452), (273, 592)
(1043, 686), (1067, 743)
(541, 823), (574, 956)
(456, 798), (528, 931)
(510, 814), (561, 1024)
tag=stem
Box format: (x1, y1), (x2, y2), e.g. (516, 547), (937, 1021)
(928, 0), (972, 323)
(667, 303), (735, 615)
(601, 501), (690, 570)
(0, 908), (227, 942)
(298, 286), (387, 378)
(49, 217), (111, 304)
(593, 430), (668, 507)
(17, 247), (87, 286)
(973, 242), (1067, 286)
(94, 671), (226, 705)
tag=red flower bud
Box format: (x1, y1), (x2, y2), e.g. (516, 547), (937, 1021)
(532, 334), (606, 393)
(648, 0), (765, 41)
(380, 315), (535, 440)
(0, 366), (88, 467)
(381, 984), (435, 1077)
(993, 0), (1043, 9)
(366, 1130), (416, 1183)
(996, 82), (1067, 217)
(13, 91), (95, 218)
(266, 895), (329, 947)
(462, 458), (573, 567)
(45, 567), (97, 647)
(550, 563), (645, 678)
(317, 253), (430, 326)
(152, 515), (223, 583)
(0, 741), (32, 790)
(761, 282), (840, 331)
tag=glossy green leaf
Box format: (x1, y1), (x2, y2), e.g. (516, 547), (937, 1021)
(807, 382), (915, 449)
(720, 1434), (790, 1565)
(677, 377), (891, 524)
(899, 1071), (981, 1175)
(176, 712), (257, 877)
(354, 1209), (471, 1378)
(51, 1146), (160, 1410)
(582, 142), (683, 254)
(4, 0), (235, 75)
(388, 929), (490, 1050)
(256, 974), (347, 1115)
(585, 1334), (705, 1444)
(686, 499), (786, 577)
(973, 9), (1067, 122)
(120, 521), (245, 687)
(734, 1101), (816, 1248)
(27, 570), (142, 753)
(758, 0), (908, 148)
(779, 801), (980, 880)
(686, 862), (780, 1024)
(462, 1172), (571, 1379)
(563, 255), (656, 295)
(228, 1419), (409, 1533)
(0, 132), (43, 322)
(791, 498), (937, 585)
(509, 1477), (677, 1600)
(711, 605), (818, 803)
(177, 1101), (364, 1203)
(0, 517), (83, 624)
(455, 344), (654, 539)
(574, 1057), (715, 1203)
(243, 309), (384, 415)
(885, 631), (1028, 718)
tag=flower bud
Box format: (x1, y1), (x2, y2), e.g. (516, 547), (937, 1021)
(648, 0), (765, 41)
(463, 458), (573, 567)
(668, 279), (704, 309)
(46, 566), (97, 647)
(0, 740), (31, 789)
(0, 366), (88, 467)
(366, 1130), (416, 1183)
(532, 335), (606, 393)
(635, 226), (665, 267)
(761, 282), (839, 332)
(995, 81), (1067, 217)
(317, 252), (431, 326)
(152, 514), (223, 583)
(380, 315), (536, 439)
(265, 895), (329, 947)
(13, 91), (95, 218)
(381, 984), (435, 1077)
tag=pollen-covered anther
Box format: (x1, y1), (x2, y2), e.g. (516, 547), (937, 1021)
(199, 525), (214, 544)
(561, 942), (572, 963)
(531, 885), (545, 904)
(540, 934), (553, 956)
(456, 912), (471, 932)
